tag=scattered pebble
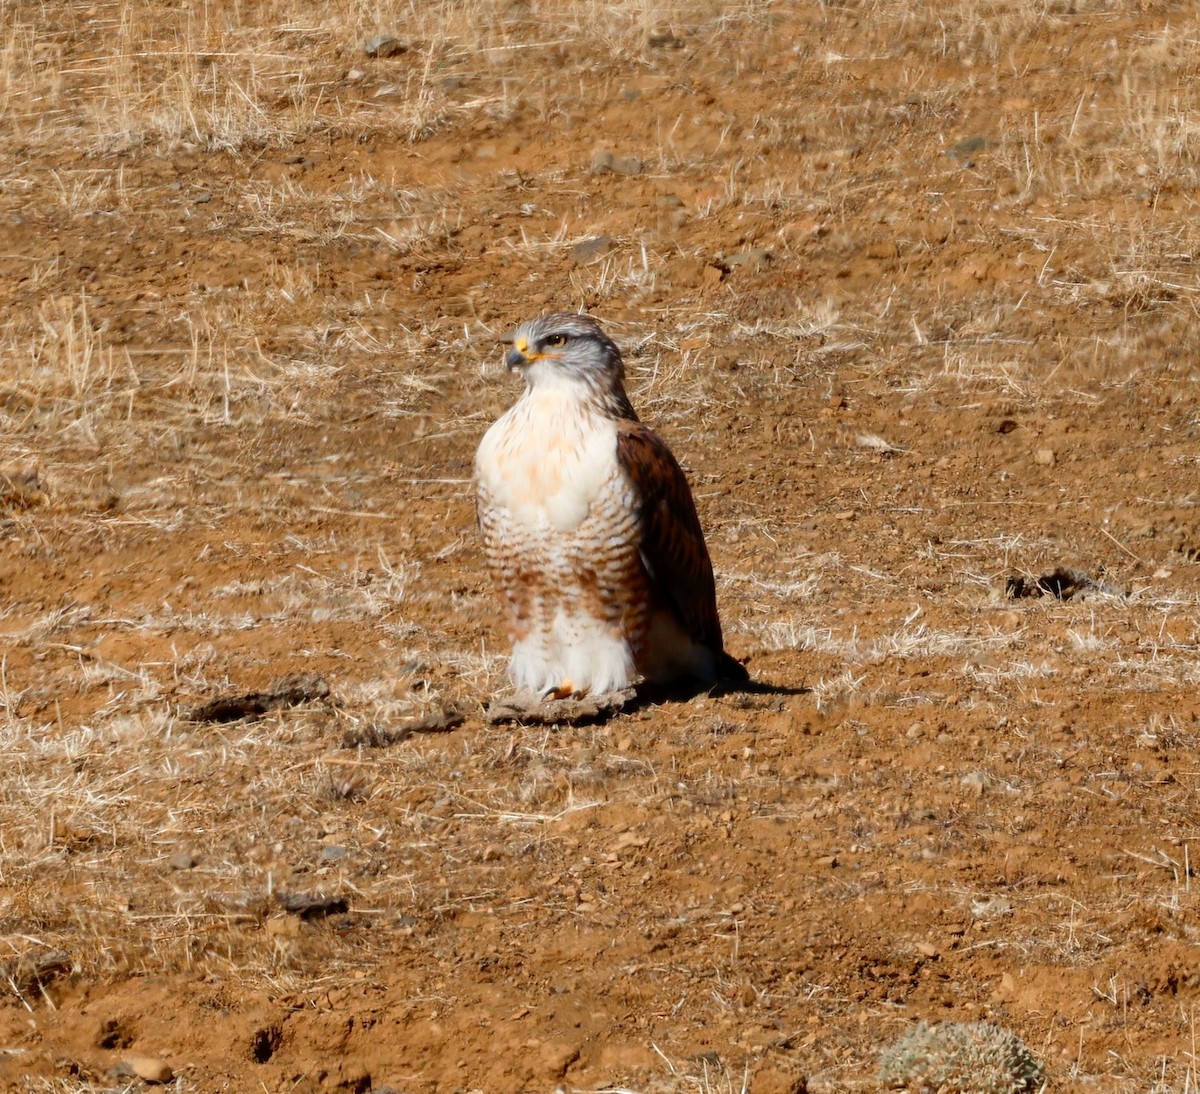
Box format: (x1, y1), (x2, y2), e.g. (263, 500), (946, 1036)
(722, 247), (771, 269)
(276, 890), (349, 919)
(591, 150), (643, 176)
(0, 466), (47, 511)
(1034, 447), (1055, 466)
(856, 432), (906, 454)
(363, 35), (406, 58)
(972, 896), (1013, 918)
(167, 851), (197, 871)
(648, 29), (685, 49)
(948, 134), (992, 160)
(960, 771), (988, 795)
(122, 1055), (173, 1084)
(192, 191), (213, 205)
(571, 235), (613, 263)
(265, 915), (300, 938)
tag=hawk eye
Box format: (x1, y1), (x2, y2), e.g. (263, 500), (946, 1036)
(544, 333), (568, 348)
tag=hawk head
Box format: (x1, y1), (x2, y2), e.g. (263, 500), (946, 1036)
(504, 313), (624, 385)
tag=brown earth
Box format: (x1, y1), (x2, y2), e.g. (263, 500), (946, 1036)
(2, 1), (1200, 1091)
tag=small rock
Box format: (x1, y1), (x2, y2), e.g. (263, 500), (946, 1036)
(592, 150), (642, 176)
(167, 851), (197, 871)
(363, 35), (406, 58)
(321, 845), (347, 861)
(960, 771), (987, 795)
(0, 466), (47, 510)
(648, 29), (685, 49)
(857, 432), (905, 454)
(265, 915), (301, 939)
(571, 235), (613, 263)
(536, 1040), (581, 1077)
(276, 890), (349, 919)
(192, 191), (212, 205)
(948, 134), (992, 160)
(972, 895), (1013, 918)
(124, 1055), (173, 1084)
(723, 247), (771, 269)
(1034, 448), (1056, 466)
(346, 67), (365, 81)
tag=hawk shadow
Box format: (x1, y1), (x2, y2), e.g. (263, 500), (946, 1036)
(485, 672), (808, 728)
(638, 673), (810, 705)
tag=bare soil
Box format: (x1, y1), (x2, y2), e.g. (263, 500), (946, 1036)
(2, 2), (1200, 1091)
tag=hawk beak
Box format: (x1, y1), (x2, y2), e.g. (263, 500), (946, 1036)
(506, 334), (532, 370)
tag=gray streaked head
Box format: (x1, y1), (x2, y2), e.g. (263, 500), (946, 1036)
(504, 312), (625, 382)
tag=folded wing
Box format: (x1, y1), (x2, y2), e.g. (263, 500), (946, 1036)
(615, 421), (724, 653)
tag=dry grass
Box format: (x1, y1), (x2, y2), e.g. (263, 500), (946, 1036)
(3, 0), (1200, 1090)
(0, 0), (780, 153)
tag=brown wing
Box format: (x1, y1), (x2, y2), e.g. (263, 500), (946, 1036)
(615, 420), (724, 651)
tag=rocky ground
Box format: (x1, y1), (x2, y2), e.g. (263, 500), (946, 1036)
(2, 1), (1200, 1091)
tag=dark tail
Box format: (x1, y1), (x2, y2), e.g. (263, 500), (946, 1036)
(716, 649), (750, 685)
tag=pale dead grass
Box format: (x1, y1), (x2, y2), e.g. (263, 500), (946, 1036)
(0, 0), (782, 153)
(3, 1), (1200, 1091)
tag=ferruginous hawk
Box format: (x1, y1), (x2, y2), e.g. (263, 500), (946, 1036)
(475, 313), (746, 697)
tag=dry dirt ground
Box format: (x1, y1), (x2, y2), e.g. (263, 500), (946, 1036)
(2, 1), (1200, 1091)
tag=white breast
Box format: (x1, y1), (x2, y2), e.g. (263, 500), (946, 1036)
(476, 388), (618, 532)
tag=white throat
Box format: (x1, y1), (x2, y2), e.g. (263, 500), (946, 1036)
(476, 374), (618, 533)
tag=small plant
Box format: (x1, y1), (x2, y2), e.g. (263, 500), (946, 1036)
(878, 1021), (1045, 1094)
